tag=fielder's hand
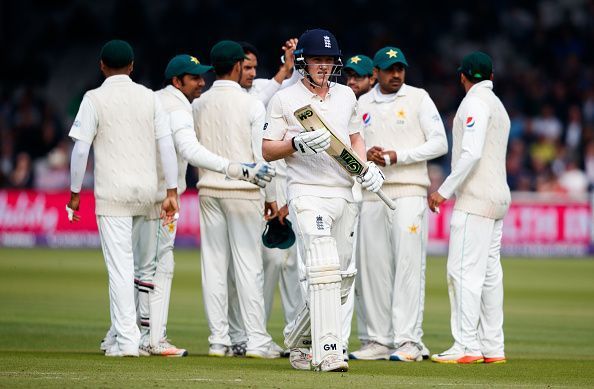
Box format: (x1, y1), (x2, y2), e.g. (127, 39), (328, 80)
(357, 161), (385, 193)
(226, 161), (276, 188)
(66, 192), (81, 223)
(160, 189), (179, 225)
(428, 191), (446, 214)
(291, 128), (331, 156)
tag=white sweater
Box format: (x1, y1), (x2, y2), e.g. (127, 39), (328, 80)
(358, 84), (447, 200)
(84, 77), (161, 216)
(440, 81), (511, 220)
(192, 80), (265, 199)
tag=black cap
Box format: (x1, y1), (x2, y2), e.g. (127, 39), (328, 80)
(100, 40), (134, 68)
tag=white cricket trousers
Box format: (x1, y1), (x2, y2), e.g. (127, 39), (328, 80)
(262, 244), (302, 325)
(287, 196), (359, 348)
(97, 215), (142, 354)
(447, 210), (505, 357)
(357, 196), (427, 347)
(199, 196), (272, 352)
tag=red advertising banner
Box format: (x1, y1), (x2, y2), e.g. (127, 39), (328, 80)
(0, 190), (200, 248)
(0, 190), (592, 256)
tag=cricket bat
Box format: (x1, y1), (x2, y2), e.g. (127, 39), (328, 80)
(294, 104), (396, 210)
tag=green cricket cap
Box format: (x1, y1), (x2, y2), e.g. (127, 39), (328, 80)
(210, 40), (247, 65)
(165, 54), (212, 79)
(457, 51), (493, 81)
(373, 46), (408, 70)
(344, 55), (374, 76)
(100, 39), (134, 68)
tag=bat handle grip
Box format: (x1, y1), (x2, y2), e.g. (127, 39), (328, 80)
(377, 189), (396, 210)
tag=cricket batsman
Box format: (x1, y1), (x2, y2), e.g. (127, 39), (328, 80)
(262, 28), (385, 372)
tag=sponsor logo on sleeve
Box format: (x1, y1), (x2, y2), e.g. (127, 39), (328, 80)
(362, 112), (371, 126)
(466, 116), (475, 128)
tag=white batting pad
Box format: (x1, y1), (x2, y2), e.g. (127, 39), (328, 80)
(307, 237), (342, 369)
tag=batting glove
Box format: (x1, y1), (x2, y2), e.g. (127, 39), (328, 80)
(226, 161), (276, 188)
(357, 161), (385, 193)
(291, 128), (331, 156)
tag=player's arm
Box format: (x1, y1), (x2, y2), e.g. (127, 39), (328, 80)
(393, 94), (448, 165)
(170, 109), (228, 173)
(429, 97), (489, 212)
(66, 96), (98, 222)
(154, 95), (179, 224)
(263, 96), (330, 161)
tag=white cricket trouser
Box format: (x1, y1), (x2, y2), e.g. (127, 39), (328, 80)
(97, 215), (142, 354)
(262, 244), (302, 325)
(447, 210), (505, 357)
(357, 196), (427, 347)
(132, 217), (159, 335)
(199, 196), (272, 352)
(287, 196), (359, 349)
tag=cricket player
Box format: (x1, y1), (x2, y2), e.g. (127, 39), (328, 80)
(429, 51), (510, 364)
(239, 39), (300, 105)
(342, 52), (375, 352)
(349, 47), (447, 362)
(343, 54), (375, 98)
(131, 54), (276, 357)
(193, 40), (279, 359)
(66, 40), (179, 357)
(262, 28), (385, 372)
(226, 39), (302, 357)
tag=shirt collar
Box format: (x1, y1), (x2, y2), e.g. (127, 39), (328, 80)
(372, 83), (408, 103)
(102, 74), (132, 85)
(468, 80), (493, 94)
(297, 79), (332, 100)
(212, 80), (241, 89)
(164, 85), (192, 110)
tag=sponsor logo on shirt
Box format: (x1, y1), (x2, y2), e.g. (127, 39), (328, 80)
(362, 112), (371, 126)
(263, 122), (268, 131)
(316, 215), (324, 230)
(466, 116), (475, 128)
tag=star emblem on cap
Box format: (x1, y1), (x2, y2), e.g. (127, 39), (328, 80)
(386, 49), (398, 58)
(190, 56), (199, 64)
(350, 56), (361, 64)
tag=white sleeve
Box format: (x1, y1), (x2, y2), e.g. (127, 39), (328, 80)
(170, 110), (229, 173)
(70, 140), (91, 193)
(69, 96), (98, 144)
(280, 69), (301, 89)
(252, 78), (282, 106)
(153, 94), (171, 140)
(157, 135), (178, 189)
(438, 97), (489, 199)
(251, 100), (276, 201)
(396, 94), (448, 164)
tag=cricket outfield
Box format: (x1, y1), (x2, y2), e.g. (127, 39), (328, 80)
(1, 248), (593, 387)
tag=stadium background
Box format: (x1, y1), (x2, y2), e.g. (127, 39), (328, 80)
(1, 0), (593, 255)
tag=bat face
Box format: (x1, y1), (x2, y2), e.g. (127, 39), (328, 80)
(294, 105), (365, 176)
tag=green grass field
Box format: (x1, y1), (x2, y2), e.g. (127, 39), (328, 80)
(1, 248), (593, 388)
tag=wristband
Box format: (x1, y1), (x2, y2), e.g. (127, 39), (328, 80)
(291, 137), (297, 151)
(383, 154), (391, 166)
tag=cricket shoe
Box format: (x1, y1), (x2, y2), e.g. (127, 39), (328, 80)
(315, 354), (349, 372)
(431, 347), (483, 364)
(343, 348), (348, 362)
(484, 356), (506, 364)
(105, 344), (139, 357)
(231, 342), (247, 357)
(389, 341), (423, 362)
(348, 341), (394, 360)
(100, 329), (116, 352)
(289, 348), (311, 370)
(421, 343), (430, 360)
(150, 339), (188, 357)
(208, 344), (233, 357)
(270, 341), (290, 358)
(245, 342), (281, 359)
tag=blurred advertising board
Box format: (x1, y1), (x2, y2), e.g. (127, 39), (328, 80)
(0, 190), (592, 257)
